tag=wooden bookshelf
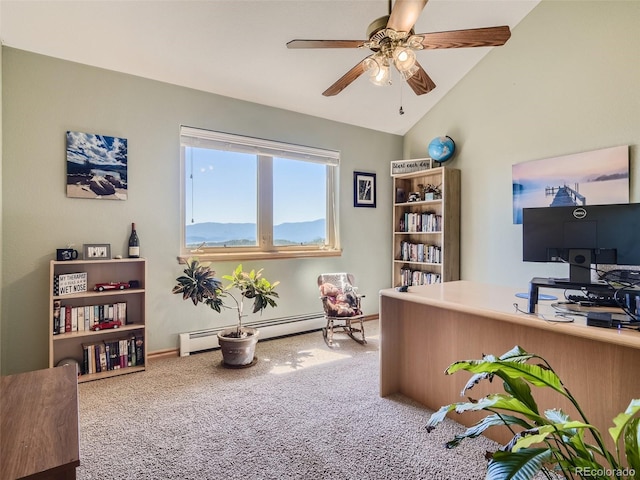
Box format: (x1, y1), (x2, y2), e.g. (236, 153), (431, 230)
(392, 166), (460, 287)
(49, 258), (147, 382)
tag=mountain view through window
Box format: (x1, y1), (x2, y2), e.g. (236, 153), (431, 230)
(184, 147), (328, 249)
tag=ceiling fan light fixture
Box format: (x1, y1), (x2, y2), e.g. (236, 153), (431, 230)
(393, 46), (416, 73)
(364, 54), (391, 87)
(398, 63), (419, 80)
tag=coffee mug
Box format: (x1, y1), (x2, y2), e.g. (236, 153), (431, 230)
(56, 248), (78, 261)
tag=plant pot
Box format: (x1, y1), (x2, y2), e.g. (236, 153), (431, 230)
(217, 327), (259, 367)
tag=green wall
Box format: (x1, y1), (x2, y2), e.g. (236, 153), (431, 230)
(404, 0), (640, 287)
(3, 0), (639, 375)
(1, 48), (402, 374)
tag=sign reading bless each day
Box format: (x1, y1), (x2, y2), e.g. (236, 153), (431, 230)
(54, 272), (88, 295)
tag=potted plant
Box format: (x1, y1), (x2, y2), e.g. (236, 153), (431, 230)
(172, 258), (279, 367)
(426, 346), (640, 480)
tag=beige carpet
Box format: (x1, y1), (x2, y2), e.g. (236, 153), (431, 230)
(77, 321), (500, 479)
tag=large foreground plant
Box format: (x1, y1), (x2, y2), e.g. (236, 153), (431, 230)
(172, 258), (279, 337)
(425, 346), (640, 480)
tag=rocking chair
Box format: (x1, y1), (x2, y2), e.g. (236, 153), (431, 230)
(317, 273), (366, 346)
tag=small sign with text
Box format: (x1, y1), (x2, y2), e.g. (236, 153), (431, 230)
(54, 272), (88, 296)
(390, 158), (432, 176)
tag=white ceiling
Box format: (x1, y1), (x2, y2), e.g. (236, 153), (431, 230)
(0, 0), (539, 135)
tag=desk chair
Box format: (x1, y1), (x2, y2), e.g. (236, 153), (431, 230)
(317, 273), (366, 346)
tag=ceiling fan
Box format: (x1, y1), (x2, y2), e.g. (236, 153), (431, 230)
(286, 0), (511, 97)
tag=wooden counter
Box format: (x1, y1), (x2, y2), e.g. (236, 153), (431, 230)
(379, 280), (640, 446)
(1, 365), (80, 480)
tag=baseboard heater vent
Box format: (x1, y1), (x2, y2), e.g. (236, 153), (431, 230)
(179, 313), (326, 357)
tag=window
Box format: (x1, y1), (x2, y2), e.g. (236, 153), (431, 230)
(180, 126), (340, 259)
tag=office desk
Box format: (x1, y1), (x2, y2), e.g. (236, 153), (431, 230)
(379, 281), (640, 446)
(1, 365), (80, 480)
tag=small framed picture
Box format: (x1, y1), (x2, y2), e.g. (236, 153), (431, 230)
(354, 171), (376, 208)
(83, 244), (111, 259)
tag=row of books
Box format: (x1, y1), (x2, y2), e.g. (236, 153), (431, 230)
(53, 300), (127, 334)
(399, 241), (442, 264)
(81, 335), (144, 375)
(398, 212), (442, 233)
(400, 268), (441, 286)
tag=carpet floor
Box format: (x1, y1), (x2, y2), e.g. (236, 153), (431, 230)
(76, 321), (500, 480)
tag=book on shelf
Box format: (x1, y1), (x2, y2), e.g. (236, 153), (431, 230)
(400, 267), (441, 286)
(81, 335), (144, 376)
(64, 305), (72, 333)
(399, 241), (442, 263)
(53, 300), (61, 335)
(71, 307), (78, 332)
(134, 335), (144, 365)
(53, 302), (128, 334)
(400, 212), (442, 233)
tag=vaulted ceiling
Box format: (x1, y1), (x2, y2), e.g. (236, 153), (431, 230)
(0, 0), (539, 135)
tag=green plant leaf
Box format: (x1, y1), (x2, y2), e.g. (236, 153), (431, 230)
(512, 422), (592, 452)
(498, 345), (536, 363)
(454, 394), (547, 425)
(444, 413), (532, 449)
(447, 360), (565, 395)
(609, 399), (640, 445)
(544, 408), (570, 424)
(486, 448), (552, 480)
(500, 376), (539, 416)
(624, 417), (640, 474)
(426, 404), (457, 430)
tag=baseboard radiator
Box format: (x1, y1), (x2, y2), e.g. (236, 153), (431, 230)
(179, 313), (326, 357)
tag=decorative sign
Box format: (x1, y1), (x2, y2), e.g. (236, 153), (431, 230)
(391, 158), (432, 176)
(54, 272), (88, 296)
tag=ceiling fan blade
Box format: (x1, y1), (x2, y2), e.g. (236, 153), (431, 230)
(322, 60), (367, 97)
(416, 26), (511, 49)
(387, 0), (428, 33)
(287, 39), (366, 49)
(406, 61), (436, 95)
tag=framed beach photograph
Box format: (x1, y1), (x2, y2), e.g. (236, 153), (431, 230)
(512, 145), (629, 224)
(66, 131), (128, 200)
(354, 171), (376, 208)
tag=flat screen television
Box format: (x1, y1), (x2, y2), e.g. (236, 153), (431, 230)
(522, 203), (640, 284)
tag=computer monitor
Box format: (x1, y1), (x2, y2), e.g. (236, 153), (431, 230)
(522, 203), (640, 284)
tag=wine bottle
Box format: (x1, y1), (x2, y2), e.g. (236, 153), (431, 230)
(128, 223), (140, 258)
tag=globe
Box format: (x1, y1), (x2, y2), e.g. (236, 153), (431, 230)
(428, 136), (455, 164)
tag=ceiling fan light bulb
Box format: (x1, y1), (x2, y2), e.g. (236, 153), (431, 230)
(370, 64), (390, 86)
(364, 55), (390, 86)
(397, 50), (409, 62)
(393, 47), (416, 73)
(363, 56), (379, 74)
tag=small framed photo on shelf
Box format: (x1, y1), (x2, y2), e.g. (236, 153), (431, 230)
(83, 244), (111, 259)
(354, 171), (376, 208)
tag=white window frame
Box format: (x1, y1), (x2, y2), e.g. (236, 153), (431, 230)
(179, 126), (341, 260)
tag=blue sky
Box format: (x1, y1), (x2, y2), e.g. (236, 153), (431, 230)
(186, 148), (326, 225)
